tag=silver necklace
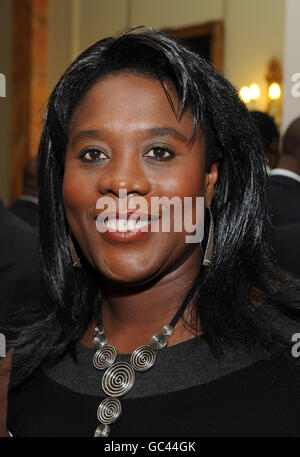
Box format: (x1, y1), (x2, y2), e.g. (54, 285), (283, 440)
(92, 301), (188, 437)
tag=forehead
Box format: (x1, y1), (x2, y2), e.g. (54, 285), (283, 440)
(69, 74), (195, 137)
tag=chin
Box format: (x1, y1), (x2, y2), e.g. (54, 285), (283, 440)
(94, 258), (164, 288)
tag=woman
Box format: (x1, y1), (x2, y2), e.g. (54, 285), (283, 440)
(1, 27), (300, 437)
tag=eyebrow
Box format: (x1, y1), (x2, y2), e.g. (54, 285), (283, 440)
(70, 129), (100, 146)
(145, 127), (188, 143)
(70, 126), (188, 146)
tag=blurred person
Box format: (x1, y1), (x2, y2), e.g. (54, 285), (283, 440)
(1, 28), (300, 438)
(250, 111), (279, 173)
(269, 116), (300, 226)
(269, 223), (300, 278)
(0, 199), (40, 343)
(10, 157), (38, 228)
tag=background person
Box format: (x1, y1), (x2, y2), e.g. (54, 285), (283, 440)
(250, 111), (280, 173)
(9, 157), (38, 228)
(269, 116), (300, 226)
(0, 199), (40, 344)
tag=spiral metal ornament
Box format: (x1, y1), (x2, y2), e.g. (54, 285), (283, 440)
(162, 324), (174, 336)
(150, 332), (168, 350)
(102, 362), (135, 397)
(93, 345), (117, 370)
(94, 423), (110, 437)
(130, 345), (156, 371)
(97, 397), (122, 424)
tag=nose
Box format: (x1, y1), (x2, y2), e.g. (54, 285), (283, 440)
(97, 151), (151, 198)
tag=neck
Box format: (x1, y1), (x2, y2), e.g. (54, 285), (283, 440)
(81, 246), (203, 352)
(276, 155), (300, 175)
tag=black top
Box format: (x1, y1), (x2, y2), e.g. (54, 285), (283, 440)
(6, 304), (300, 437)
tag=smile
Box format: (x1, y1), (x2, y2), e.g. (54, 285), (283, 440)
(95, 212), (161, 243)
(102, 218), (152, 231)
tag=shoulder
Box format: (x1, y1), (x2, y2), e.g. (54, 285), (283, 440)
(269, 174), (300, 189)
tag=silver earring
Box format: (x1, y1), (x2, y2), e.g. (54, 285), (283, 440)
(202, 207), (214, 266)
(68, 231), (82, 268)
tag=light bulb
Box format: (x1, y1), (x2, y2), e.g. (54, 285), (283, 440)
(268, 82), (281, 100)
(239, 86), (251, 103)
(249, 83), (260, 100)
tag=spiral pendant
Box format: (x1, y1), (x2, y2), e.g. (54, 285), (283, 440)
(130, 345), (156, 371)
(93, 345), (117, 370)
(93, 321), (174, 437)
(102, 362), (135, 397)
(97, 397), (122, 424)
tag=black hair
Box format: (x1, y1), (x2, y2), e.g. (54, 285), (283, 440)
(249, 111), (279, 152)
(282, 116), (300, 158)
(10, 27), (300, 386)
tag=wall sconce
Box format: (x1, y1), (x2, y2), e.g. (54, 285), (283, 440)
(266, 58), (282, 125)
(268, 82), (281, 100)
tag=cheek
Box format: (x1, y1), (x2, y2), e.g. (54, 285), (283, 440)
(62, 167), (93, 220)
(162, 164), (205, 200)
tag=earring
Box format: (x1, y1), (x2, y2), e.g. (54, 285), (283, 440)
(202, 207), (214, 266)
(68, 231), (82, 268)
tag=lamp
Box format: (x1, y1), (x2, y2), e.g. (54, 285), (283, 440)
(266, 58), (282, 125)
(239, 86), (251, 103)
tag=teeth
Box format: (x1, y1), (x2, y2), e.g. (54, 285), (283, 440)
(104, 219), (150, 231)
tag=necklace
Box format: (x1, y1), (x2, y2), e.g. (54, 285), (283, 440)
(92, 300), (189, 437)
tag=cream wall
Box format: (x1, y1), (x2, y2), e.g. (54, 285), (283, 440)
(282, 0), (300, 131)
(48, 0), (285, 113)
(0, 0), (12, 203)
(48, 0), (73, 92)
(224, 0), (284, 111)
(76, 0), (128, 55)
(130, 0), (224, 29)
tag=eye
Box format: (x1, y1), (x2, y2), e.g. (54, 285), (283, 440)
(144, 147), (175, 161)
(79, 148), (107, 162)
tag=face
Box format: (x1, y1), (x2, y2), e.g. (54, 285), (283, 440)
(63, 74), (218, 285)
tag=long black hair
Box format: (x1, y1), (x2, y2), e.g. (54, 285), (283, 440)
(10, 26), (300, 386)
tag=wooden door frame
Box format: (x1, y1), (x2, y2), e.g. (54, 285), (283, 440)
(10, 0), (48, 203)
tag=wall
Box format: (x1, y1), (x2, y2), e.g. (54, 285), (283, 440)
(224, 0), (284, 111)
(48, 0), (73, 92)
(0, 0), (12, 203)
(48, 0), (285, 112)
(130, 0), (224, 29)
(282, 0), (300, 131)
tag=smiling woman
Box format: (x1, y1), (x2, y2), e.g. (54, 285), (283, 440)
(1, 26), (300, 438)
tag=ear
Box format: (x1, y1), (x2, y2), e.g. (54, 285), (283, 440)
(205, 161), (219, 208)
